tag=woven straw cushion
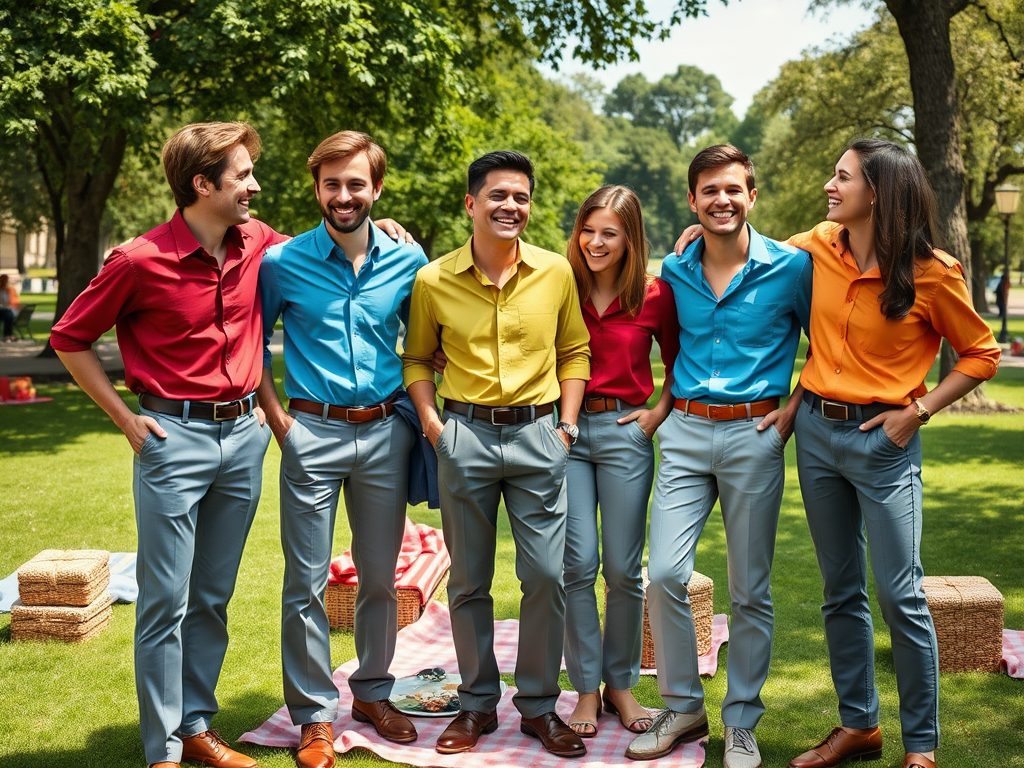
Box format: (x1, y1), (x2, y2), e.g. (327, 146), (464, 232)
(17, 549), (110, 607)
(11, 592), (113, 643)
(922, 576), (1003, 673)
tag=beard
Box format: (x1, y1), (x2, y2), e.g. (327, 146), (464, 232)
(322, 200), (372, 234)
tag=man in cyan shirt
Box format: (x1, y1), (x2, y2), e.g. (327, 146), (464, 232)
(256, 131), (427, 768)
(402, 151), (590, 758)
(625, 145), (811, 768)
(51, 122), (284, 768)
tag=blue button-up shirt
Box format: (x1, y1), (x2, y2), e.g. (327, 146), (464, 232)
(260, 220), (428, 406)
(661, 224), (812, 403)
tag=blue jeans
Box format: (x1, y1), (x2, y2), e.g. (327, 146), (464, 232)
(794, 399), (940, 753)
(563, 406), (654, 693)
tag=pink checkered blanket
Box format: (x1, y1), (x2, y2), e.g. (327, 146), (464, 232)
(241, 601), (730, 767)
(1002, 629), (1024, 678)
(329, 521), (451, 602)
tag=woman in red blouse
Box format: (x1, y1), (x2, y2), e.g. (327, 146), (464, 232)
(562, 185), (680, 737)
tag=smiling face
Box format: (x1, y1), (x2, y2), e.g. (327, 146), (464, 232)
(688, 162), (756, 238)
(465, 170), (531, 243)
(315, 152), (382, 235)
(825, 149), (875, 225)
(203, 144), (260, 227)
(579, 207), (626, 278)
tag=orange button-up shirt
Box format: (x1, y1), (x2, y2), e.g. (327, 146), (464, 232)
(788, 222), (999, 405)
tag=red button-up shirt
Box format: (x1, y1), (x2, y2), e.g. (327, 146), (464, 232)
(50, 210), (287, 400)
(582, 277), (681, 406)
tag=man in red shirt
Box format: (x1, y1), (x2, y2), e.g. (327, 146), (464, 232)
(51, 122), (283, 768)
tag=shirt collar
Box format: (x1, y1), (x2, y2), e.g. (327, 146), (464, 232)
(312, 220), (383, 263)
(170, 208), (246, 261)
(679, 223), (772, 270)
(451, 237), (531, 274)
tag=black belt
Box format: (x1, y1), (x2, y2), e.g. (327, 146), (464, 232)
(139, 392), (256, 422)
(443, 399), (555, 425)
(289, 398), (394, 423)
(802, 390), (899, 422)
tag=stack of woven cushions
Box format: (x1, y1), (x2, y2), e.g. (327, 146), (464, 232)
(11, 550), (113, 642)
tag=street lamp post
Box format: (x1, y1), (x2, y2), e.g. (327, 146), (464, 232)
(995, 183), (1020, 344)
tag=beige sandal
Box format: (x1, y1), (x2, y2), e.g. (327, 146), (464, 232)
(568, 691), (602, 738)
(602, 687), (653, 733)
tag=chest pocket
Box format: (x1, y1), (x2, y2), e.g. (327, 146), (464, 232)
(853, 288), (923, 358)
(729, 302), (778, 347)
(518, 303), (557, 352)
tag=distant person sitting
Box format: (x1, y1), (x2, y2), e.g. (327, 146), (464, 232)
(0, 274), (19, 341)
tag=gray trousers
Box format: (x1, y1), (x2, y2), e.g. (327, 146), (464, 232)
(647, 409), (785, 729)
(279, 410), (414, 724)
(435, 411), (569, 718)
(794, 401), (939, 752)
(134, 405), (271, 765)
(563, 407), (654, 692)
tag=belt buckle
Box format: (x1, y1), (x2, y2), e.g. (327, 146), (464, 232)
(821, 401), (849, 421)
(212, 400), (237, 421)
(706, 404), (730, 420)
(490, 407), (515, 425)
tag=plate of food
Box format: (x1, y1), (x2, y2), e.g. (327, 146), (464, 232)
(388, 668), (507, 717)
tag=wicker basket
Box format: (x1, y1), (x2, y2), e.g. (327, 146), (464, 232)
(11, 592), (113, 643)
(325, 572), (448, 631)
(922, 576), (1003, 673)
(606, 568), (713, 668)
(17, 549), (110, 607)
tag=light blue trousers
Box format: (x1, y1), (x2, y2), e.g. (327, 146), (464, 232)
(794, 400), (939, 753)
(435, 411), (569, 718)
(563, 407), (654, 693)
(279, 410), (414, 724)
(134, 406), (271, 765)
(647, 409), (785, 729)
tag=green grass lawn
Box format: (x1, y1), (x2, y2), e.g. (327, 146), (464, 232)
(0, 355), (1021, 768)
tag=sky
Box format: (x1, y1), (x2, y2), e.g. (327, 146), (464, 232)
(539, 0), (880, 118)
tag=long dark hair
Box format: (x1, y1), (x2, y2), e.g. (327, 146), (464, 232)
(566, 186), (652, 316)
(847, 138), (937, 319)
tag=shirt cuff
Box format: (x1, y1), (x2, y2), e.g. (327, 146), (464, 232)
(556, 359), (591, 382)
(403, 364), (436, 387)
(952, 354), (1000, 382)
(48, 333), (94, 353)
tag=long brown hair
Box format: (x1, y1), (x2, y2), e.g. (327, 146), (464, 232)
(566, 186), (651, 316)
(847, 138), (937, 319)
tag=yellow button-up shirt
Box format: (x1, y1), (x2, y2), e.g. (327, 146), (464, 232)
(402, 238), (590, 406)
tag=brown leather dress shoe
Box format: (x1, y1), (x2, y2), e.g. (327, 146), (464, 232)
(296, 722), (335, 768)
(435, 709), (499, 754)
(150, 763), (181, 768)
(351, 698), (417, 743)
(788, 727), (883, 768)
(904, 753), (936, 768)
(180, 730), (257, 768)
(520, 711), (587, 758)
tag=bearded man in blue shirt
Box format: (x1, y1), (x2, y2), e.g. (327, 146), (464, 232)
(256, 131), (428, 768)
(625, 145), (811, 768)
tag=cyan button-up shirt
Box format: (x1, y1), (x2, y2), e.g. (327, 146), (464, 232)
(661, 224), (812, 403)
(260, 220), (428, 406)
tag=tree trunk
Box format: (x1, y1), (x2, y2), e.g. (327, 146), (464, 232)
(15, 230), (26, 274)
(969, 236), (990, 312)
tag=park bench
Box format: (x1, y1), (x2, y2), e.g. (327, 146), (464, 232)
(12, 304), (35, 342)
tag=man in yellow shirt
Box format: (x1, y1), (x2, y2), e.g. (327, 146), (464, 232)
(403, 150), (590, 758)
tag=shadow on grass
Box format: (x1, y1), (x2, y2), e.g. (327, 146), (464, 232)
(922, 423), (1024, 466)
(0, 385), (129, 454)
(0, 723), (144, 768)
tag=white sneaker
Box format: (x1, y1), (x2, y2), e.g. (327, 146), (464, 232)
(625, 707), (709, 760)
(724, 726), (762, 768)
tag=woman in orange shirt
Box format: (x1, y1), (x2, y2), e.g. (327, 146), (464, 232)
(783, 140), (999, 768)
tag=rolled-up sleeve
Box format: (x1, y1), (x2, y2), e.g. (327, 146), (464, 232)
(402, 272), (441, 386)
(931, 262), (1000, 381)
(553, 267), (591, 381)
(50, 253), (136, 352)
(258, 256), (285, 370)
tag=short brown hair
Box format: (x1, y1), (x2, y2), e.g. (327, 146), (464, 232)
(307, 131), (386, 186)
(162, 122), (261, 209)
(687, 144), (755, 195)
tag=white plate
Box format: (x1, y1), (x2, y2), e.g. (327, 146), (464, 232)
(388, 672), (508, 717)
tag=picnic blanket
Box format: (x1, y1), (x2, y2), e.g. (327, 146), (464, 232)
(0, 551), (138, 612)
(329, 520), (451, 603)
(1002, 629), (1024, 678)
(241, 601), (729, 767)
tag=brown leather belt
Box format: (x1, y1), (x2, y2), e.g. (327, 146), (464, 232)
(139, 392), (256, 422)
(802, 391), (898, 422)
(584, 395), (625, 413)
(289, 398), (394, 423)
(674, 397), (779, 420)
(443, 399), (555, 425)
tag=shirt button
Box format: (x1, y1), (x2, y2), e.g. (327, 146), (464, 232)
(713, 370), (720, 376)
(715, 338), (721, 343)
(834, 368), (841, 374)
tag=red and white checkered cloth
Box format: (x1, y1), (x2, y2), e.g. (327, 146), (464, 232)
(1002, 629), (1024, 678)
(241, 601), (728, 767)
(329, 520), (451, 602)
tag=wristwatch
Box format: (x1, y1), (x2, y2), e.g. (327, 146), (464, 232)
(913, 400), (931, 425)
(555, 421), (579, 445)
